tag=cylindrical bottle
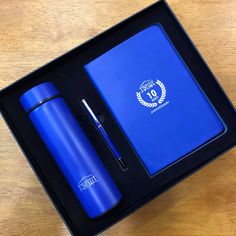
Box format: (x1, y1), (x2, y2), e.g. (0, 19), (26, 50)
(20, 82), (121, 218)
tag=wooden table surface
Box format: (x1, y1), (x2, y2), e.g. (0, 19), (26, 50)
(0, 0), (235, 235)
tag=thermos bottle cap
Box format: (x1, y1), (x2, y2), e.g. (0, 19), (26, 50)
(20, 82), (59, 113)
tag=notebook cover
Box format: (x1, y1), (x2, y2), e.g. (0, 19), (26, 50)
(85, 24), (224, 176)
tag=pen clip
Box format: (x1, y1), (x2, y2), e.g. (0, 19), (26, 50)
(81, 99), (101, 127)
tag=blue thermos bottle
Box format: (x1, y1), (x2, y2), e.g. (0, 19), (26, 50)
(20, 82), (122, 218)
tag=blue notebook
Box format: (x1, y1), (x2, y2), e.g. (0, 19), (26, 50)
(85, 24), (224, 176)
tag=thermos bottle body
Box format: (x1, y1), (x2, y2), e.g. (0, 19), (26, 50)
(20, 82), (121, 218)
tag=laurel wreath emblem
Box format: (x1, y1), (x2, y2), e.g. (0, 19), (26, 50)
(136, 80), (166, 108)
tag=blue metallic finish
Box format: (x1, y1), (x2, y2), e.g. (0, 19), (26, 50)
(98, 125), (121, 159)
(81, 99), (126, 169)
(20, 82), (122, 218)
(20, 82), (59, 113)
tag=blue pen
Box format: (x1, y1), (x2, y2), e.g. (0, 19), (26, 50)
(82, 99), (126, 169)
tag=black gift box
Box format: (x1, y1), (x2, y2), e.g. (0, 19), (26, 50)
(0, 1), (235, 235)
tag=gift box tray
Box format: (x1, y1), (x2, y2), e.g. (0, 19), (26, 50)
(0, 0), (235, 235)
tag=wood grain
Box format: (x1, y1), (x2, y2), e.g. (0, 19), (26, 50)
(0, 1), (235, 235)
